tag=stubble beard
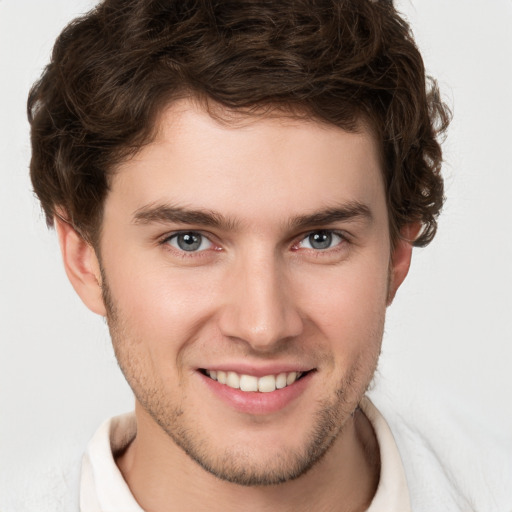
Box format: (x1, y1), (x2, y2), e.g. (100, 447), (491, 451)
(155, 368), (367, 487)
(100, 269), (382, 487)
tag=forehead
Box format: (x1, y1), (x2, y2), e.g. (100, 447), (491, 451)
(106, 99), (387, 230)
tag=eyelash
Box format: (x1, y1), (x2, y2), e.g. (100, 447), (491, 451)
(159, 229), (349, 257)
(159, 231), (219, 258)
(292, 230), (347, 252)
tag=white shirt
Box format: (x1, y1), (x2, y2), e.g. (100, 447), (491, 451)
(79, 397), (411, 512)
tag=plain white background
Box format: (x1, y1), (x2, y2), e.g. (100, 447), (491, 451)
(1, 0), (511, 507)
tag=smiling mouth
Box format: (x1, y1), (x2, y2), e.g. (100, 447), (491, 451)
(200, 369), (310, 393)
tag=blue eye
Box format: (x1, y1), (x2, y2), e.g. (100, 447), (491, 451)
(167, 232), (213, 252)
(299, 230), (343, 250)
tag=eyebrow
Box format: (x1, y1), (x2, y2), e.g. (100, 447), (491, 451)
(133, 204), (239, 230)
(288, 202), (373, 230)
(132, 201), (372, 231)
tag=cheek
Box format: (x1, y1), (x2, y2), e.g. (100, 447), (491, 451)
(105, 259), (222, 349)
(295, 256), (390, 353)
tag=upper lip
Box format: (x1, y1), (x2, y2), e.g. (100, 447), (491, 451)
(198, 363), (315, 377)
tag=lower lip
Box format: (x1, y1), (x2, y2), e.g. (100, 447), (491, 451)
(199, 371), (314, 415)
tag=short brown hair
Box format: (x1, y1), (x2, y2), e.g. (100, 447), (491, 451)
(28, 0), (450, 247)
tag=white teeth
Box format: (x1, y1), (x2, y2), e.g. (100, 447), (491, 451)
(226, 371), (240, 389)
(258, 375), (276, 393)
(205, 369), (304, 392)
(275, 373), (287, 389)
(286, 372), (297, 385)
(240, 374), (258, 392)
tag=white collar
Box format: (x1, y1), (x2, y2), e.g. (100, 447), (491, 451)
(80, 397), (410, 511)
(360, 396), (411, 512)
(80, 412), (142, 512)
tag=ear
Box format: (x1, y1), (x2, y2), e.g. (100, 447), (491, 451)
(387, 223), (422, 305)
(55, 216), (107, 316)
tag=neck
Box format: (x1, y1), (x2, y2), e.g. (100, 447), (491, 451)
(116, 404), (379, 512)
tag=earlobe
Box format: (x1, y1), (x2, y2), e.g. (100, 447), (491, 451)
(387, 223), (422, 305)
(55, 215), (107, 316)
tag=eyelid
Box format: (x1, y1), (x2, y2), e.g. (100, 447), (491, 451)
(293, 229), (348, 250)
(159, 228), (212, 242)
(157, 228), (349, 253)
(159, 229), (220, 253)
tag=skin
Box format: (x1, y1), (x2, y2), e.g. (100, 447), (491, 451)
(56, 99), (415, 512)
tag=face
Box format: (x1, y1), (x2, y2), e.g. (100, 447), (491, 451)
(94, 100), (402, 485)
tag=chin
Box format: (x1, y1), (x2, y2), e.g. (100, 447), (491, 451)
(147, 387), (356, 487)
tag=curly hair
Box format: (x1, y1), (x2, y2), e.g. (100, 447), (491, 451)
(28, 0), (450, 247)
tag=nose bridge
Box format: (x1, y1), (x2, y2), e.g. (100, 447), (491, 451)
(219, 246), (303, 350)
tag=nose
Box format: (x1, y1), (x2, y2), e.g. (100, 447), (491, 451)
(218, 251), (304, 351)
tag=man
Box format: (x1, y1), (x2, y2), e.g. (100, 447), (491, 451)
(24, 0), (510, 511)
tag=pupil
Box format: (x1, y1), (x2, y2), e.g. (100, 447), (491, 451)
(178, 233), (201, 251)
(309, 231), (332, 250)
